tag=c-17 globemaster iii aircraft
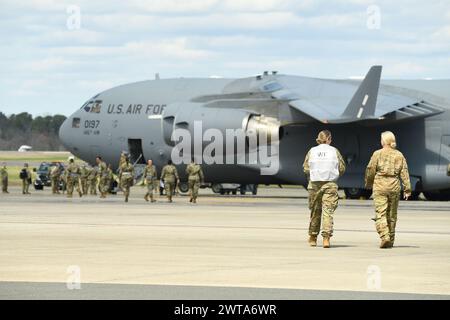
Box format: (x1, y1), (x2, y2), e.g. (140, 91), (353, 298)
(59, 66), (450, 200)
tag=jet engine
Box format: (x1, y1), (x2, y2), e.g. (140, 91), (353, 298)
(161, 102), (281, 148)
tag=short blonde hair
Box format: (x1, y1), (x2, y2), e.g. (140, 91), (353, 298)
(316, 130), (332, 144)
(381, 131), (397, 149)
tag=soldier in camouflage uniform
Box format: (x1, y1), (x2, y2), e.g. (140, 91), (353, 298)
(50, 165), (61, 194)
(80, 165), (91, 195)
(143, 159), (158, 202)
(1, 162), (8, 194)
(20, 163), (31, 195)
(119, 157), (134, 202)
(87, 166), (98, 195)
(303, 130), (346, 248)
(365, 131), (411, 249)
(186, 158), (204, 203)
(160, 160), (179, 202)
(96, 156), (109, 198)
(119, 151), (128, 168)
(65, 157), (82, 198)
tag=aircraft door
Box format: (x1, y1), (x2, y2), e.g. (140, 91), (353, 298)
(128, 139), (146, 164)
(439, 135), (450, 172)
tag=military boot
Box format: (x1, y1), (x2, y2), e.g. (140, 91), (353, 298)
(125, 195), (128, 202)
(323, 237), (330, 248)
(78, 191), (82, 198)
(144, 193), (149, 202)
(308, 235), (317, 247)
(192, 198), (197, 204)
(380, 239), (392, 249)
(150, 195), (156, 203)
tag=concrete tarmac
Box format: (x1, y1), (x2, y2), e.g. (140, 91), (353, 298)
(1, 186), (449, 299)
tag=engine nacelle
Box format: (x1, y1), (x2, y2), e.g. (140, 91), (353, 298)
(161, 103), (281, 147)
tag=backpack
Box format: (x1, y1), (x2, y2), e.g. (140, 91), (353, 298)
(19, 169), (28, 180)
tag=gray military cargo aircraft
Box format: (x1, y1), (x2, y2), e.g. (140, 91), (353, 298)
(59, 66), (450, 200)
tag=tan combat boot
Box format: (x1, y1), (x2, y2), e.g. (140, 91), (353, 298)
(144, 194), (149, 202)
(323, 237), (330, 248)
(380, 239), (392, 249)
(193, 198), (197, 204)
(308, 235), (317, 247)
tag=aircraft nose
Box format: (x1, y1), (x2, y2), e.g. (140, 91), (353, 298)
(58, 117), (71, 149)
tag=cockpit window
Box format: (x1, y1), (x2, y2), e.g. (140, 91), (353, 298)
(82, 100), (102, 113)
(91, 100), (102, 113)
(72, 117), (80, 128)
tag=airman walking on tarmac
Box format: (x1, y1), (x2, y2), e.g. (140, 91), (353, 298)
(20, 163), (31, 195)
(186, 158), (204, 203)
(119, 151), (128, 168)
(65, 157), (82, 198)
(80, 165), (91, 195)
(365, 131), (411, 249)
(88, 166), (98, 195)
(96, 156), (109, 198)
(303, 130), (346, 248)
(119, 157), (134, 202)
(1, 162), (8, 194)
(50, 165), (61, 194)
(160, 160), (179, 203)
(143, 159), (157, 203)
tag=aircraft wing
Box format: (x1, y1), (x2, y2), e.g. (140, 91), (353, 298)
(265, 66), (445, 123)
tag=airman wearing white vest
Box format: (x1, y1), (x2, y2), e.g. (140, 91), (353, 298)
(303, 130), (346, 248)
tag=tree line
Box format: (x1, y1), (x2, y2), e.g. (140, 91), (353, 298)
(0, 112), (67, 151)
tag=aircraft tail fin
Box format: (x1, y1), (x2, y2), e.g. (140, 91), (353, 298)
(341, 65), (382, 120)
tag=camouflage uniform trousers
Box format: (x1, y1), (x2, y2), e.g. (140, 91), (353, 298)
(372, 191), (399, 242)
(80, 178), (88, 195)
(66, 176), (81, 197)
(308, 182), (339, 238)
(22, 179), (30, 194)
(120, 175), (133, 198)
(51, 177), (60, 194)
(164, 178), (176, 200)
(188, 177), (200, 200)
(98, 176), (109, 195)
(2, 177), (8, 192)
(145, 178), (156, 200)
(88, 178), (97, 195)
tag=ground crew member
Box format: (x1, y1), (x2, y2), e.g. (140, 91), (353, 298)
(143, 159), (157, 202)
(20, 163), (31, 195)
(87, 166), (98, 195)
(65, 157), (82, 198)
(160, 160), (179, 202)
(119, 158), (134, 202)
(186, 158), (204, 203)
(96, 156), (109, 198)
(50, 165), (61, 194)
(365, 131), (411, 249)
(1, 162), (8, 193)
(303, 130), (346, 248)
(80, 165), (91, 195)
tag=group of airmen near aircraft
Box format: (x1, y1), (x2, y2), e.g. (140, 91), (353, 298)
(2, 130), (450, 249)
(15, 151), (205, 204)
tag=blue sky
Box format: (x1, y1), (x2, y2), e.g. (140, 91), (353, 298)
(0, 0), (449, 116)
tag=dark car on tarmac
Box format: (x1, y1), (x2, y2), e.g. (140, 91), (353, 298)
(34, 162), (65, 191)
